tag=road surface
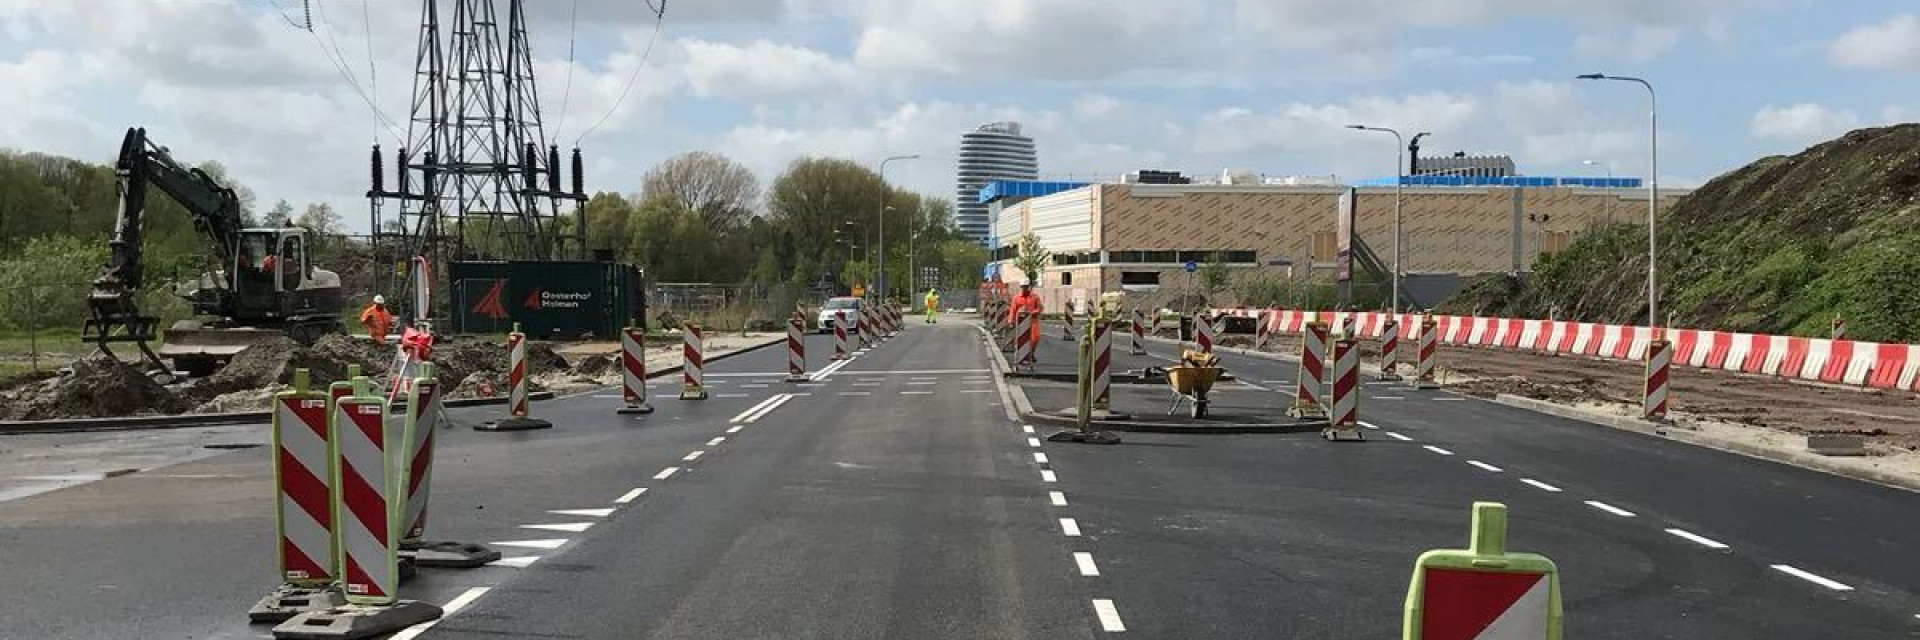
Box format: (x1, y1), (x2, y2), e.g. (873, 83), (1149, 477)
(1, 316), (1916, 638)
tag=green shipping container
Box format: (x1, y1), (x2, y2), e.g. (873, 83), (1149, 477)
(449, 260), (645, 338)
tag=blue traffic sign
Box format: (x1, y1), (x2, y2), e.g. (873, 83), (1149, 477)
(1184, 261), (1199, 273)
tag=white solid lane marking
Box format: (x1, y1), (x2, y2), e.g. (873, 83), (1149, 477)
(654, 467), (679, 480)
(548, 508), (616, 517)
(730, 396), (781, 423)
(1374, 395), (1405, 400)
(901, 391), (934, 395)
(1434, 397), (1466, 402)
(853, 382), (882, 387)
(708, 437), (726, 446)
(1074, 552), (1101, 576)
(1584, 500), (1636, 517)
(1060, 518), (1082, 536)
(1093, 599), (1126, 632)
(857, 378), (887, 382)
(615, 488), (647, 504)
(1034, 452), (1049, 464)
(907, 381), (938, 385)
(734, 394), (794, 423)
(1467, 460), (1504, 473)
(1028, 437), (1043, 448)
(1520, 479), (1562, 493)
(1041, 470), (1058, 483)
(963, 389), (994, 393)
(1050, 491), (1067, 506)
(741, 384), (769, 389)
(1665, 528), (1731, 550)
(1022, 425), (1036, 434)
(797, 383), (826, 388)
(1772, 564), (1854, 591)
(521, 522), (594, 533)
(715, 393), (749, 398)
(390, 586), (491, 640)
(487, 556), (540, 568)
(839, 391), (872, 396)
(1386, 432), (1413, 441)
(683, 451), (705, 461)
(726, 425), (743, 433)
(1423, 445), (1454, 456)
(491, 539), (567, 550)
(835, 368), (991, 376)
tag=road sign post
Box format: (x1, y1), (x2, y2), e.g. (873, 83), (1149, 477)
(1403, 502), (1563, 640)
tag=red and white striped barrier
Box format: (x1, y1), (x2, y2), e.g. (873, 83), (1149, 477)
(1150, 311), (1164, 336)
(1130, 309), (1148, 355)
(1380, 318), (1402, 381)
(477, 324), (552, 431)
(1013, 311), (1036, 370)
(1646, 338), (1672, 420)
(1195, 313), (1215, 354)
(619, 324), (653, 414)
(1414, 317), (1439, 389)
(1092, 320), (1113, 413)
(681, 322), (708, 400)
(335, 379), (399, 605)
(787, 314), (808, 381)
(1254, 314), (1271, 351)
(251, 370), (342, 622)
(397, 362), (498, 569)
(1289, 322), (1329, 419)
(857, 307), (873, 351)
(1325, 338), (1362, 440)
(834, 311), (850, 360)
(1062, 308), (1079, 341)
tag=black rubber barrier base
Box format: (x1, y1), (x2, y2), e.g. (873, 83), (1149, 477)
(273, 600), (443, 639)
(1046, 429), (1123, 445)
(249, 585), (345, 624)
(617, 403), (656, 415)
(475, 417), (553, 431)
(400, 540), (501, 568)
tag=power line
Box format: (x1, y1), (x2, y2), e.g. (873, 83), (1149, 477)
(360, 0), (377, 142)
(551, 0), (580, 142)
(305, 0), (403, 142)
(575, 0), (668, 145)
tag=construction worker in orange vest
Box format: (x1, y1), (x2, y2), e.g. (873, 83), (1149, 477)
(1006, 281), (1043, 347)
(359, 295), (395, 343)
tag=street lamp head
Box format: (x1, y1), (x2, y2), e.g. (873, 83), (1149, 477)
(1575, 73), (1606, 80)
(1345, 124), (1367, 130)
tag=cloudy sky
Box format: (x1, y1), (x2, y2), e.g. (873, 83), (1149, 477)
(3, 0), (1918, 232)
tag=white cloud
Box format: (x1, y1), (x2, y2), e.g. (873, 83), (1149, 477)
(679, 38), (861, 99)
(1072, 94), (1122, 120)
(1751, 103), (1861, 144)
(845, 0), (1211, 79)
(1573, 26), (1684, 63)
(1829, 14), (1920, 71)
(1189, 93), (1479, 156)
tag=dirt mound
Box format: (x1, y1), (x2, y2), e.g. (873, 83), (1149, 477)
(182, 335), (394, 406)
(311, 334), (391, 376)
(432, 337), (570, 394)
(5, 354), (185, 420)
(573, 354), (612, 376)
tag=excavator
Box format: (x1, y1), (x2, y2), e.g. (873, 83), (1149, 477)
(82, 127), (345, 377)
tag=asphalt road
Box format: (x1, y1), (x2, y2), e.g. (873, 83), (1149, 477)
(2, 315), (1918, 638)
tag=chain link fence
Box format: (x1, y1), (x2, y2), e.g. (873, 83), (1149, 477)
(0, 282), (94, 377)
(650, 283), (823, 332)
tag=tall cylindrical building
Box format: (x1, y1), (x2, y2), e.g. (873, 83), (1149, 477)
(956, 122), (1038, 244)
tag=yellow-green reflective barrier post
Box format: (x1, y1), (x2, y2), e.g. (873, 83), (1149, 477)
(1403, 502), (1562, 640)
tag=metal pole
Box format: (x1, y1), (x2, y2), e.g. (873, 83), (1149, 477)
(1392, 131), (1404, 317)
(1578, 73), (1658, 331)
(877, 154), (919, 302)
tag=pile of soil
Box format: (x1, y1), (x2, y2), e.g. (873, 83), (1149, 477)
(573, 354), (613, 377)
(1448, 374), (1621, 405)
(2, 354), (186, 420)
(431, 336), (569, 397)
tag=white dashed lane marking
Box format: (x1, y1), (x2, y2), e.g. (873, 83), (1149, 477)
(1033, 453), (1049, 464)
(707, 437), (726, 446)
(390, 586), (491, 640)
(1584, 500), (1636, 517)
(1386, 432), (1413, 441)
(487, 556), (540, 568)
(492, 539), (567, 550)
(614, 488), (647, 504)
(1050, 491), (1067, 506)
(548, 508), (614, 517)
(1041, 470), (1057, 483)
(1074, 552), (1101, 576)
(1466, 460), (1503, 473)
(1060, 518), (1082, 537)
(654, 467), (679, 480)
(1519, 479), (1561, 492)
(520, 522), (594, 533)
(1022, 425), (1036, 434)
(726, 425), (743, 433)
(1665, 528), (1731, 550)
(1028, 437), (1042, 447)
(902, 391), (934, 395)
(1772, 565), (1854, 591)
(1423, 445), (1454, 456)
(683, 451), (705, 461)
(1092, 599), (1126, 632)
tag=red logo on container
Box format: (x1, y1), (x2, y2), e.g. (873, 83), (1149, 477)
(523, 288), (543, 310)
(472, 279), (509, 319)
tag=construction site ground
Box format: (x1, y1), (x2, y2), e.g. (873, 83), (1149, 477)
(0, 330), (780, 422)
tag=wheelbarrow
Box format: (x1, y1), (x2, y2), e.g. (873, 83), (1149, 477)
(1166, 350), (1224, 419)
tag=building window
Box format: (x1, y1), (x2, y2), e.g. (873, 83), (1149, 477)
(1120, 271), (1160, 285)
(1311, 232), (1337, 262)
(1060, 272), (1073, 286)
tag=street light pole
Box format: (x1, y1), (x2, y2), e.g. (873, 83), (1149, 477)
(878, 154), (920, 301)
(1346, 124), (1404, 315)
(1578, 73), (1658, 330)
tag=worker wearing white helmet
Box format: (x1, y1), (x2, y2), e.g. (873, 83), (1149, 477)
(360, 295), (395, 343)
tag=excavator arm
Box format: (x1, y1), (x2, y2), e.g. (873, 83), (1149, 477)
(83, 127), (247, 370)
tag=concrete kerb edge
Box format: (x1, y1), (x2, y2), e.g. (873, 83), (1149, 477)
(1488, 393), (1920, 494)
(0, 336), (787, 435)
(973, 321), (1037, 418)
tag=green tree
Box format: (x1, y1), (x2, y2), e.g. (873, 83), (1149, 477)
(1200, 253), (1231, 297)
(641, 151), (761, 230)
(1012, 232), (1050, 285)
(265, 199), (295, 226)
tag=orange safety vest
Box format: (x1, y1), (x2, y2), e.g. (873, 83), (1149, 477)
(1006, 291), (1042, 325)
(359, 304), (394, 341)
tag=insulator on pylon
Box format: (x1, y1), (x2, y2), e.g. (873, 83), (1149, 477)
(571, 147), (585, 198)
(547, 145), (562, 194)
(522, 143), (539, 187)
(370, 145), (383, 194)
(397, 146), (409, 194)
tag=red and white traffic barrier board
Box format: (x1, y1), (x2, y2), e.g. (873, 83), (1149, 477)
(1414, 318), (1440, 389)
(787, 314), (808, 382)
(1195, 313), (1215, 354)
(273, 371), (335, 587)
(334, 380), (399, 605)
(1645, 338), (1671, 420)
(507, 328), (530, 418)
(1288, 322), (1329, 419)
(857, 307), (872, 351)
(1254, 315), (1271, 351)
(1405, 502), (1563, 640)
(1325, 338), (1362, 440)
(833, 311), (850, 360)
(1013, 311), (1037, 370)
(1380, 318), (1403, 381)
(682, 322), (708, 400)
(1092, 320), (1113, 412)
(1150, 311), (1164, 336)
(1062, 308), (1079, 341)
(619, 324), (653, 414)
(401, 368), (439, 542)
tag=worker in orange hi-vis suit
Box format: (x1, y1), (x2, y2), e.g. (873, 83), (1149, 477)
(359, 295), (395, 343)
(1006, 281), (1043, 347)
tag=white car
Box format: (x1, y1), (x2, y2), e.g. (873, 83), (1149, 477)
(817, 296), (863, 333)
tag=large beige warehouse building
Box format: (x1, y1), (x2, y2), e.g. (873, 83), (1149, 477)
(986, 179), (1689, 313)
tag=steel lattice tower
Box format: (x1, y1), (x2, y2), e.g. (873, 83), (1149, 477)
(371, 0), (586, 276)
